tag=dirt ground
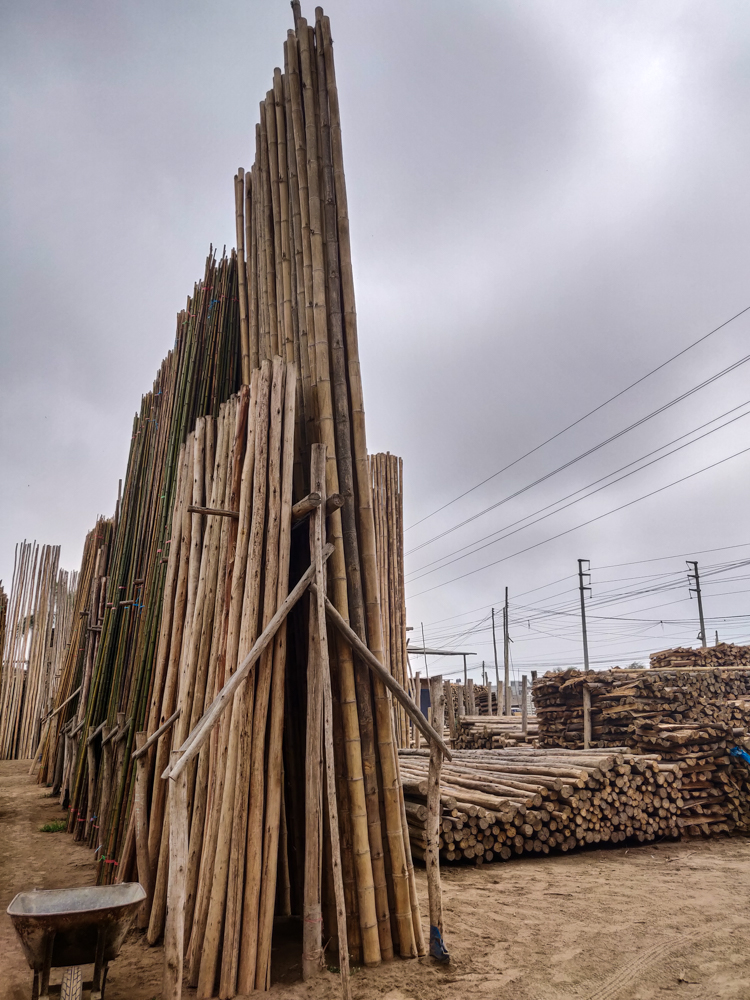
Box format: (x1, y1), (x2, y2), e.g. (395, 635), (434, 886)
(2, 759), (749, 1000)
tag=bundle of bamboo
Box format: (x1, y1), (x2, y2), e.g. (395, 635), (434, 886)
(650, 643), (750, 669)
(400, 747), (683, 864)
(370, 453), (409, 747)
(533, 666), (750, 749)
(0, 542), (78, 761)
(32, 6), (444, 996)
(43, 250), (242, 855)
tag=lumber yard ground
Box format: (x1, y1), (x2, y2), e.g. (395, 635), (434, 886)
(1, 760), (748, 1000)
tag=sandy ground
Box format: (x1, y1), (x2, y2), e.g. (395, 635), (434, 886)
(2, 759), (749, 1000)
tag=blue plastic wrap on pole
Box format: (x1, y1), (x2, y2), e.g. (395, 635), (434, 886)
(429, 926), (449, 963)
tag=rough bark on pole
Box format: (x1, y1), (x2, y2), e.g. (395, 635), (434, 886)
(426, 676), (448, 963)
(312, 443), (352, 1000)
(583, 684), (591, 750)
(303, 444), (326, 980)
(134, 732), (153, 928)
(522, 675), (528, 739)
(164, 750), (188, 1000)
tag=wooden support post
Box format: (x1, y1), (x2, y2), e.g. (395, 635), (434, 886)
(133, 732), (153, 928)
(521, 676), (528, 740)
(413, 672), (421, 748)
(311, 444), (352, 1000)
(426, 675), (448, 963)
(466, 679), (476, 716)
(164, 750), (188, 1000)
(583, 684), (591, 751)
(303, 444), (325, 980)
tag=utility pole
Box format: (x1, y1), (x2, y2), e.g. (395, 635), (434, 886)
(687, 561), (707, 648)
(503, 588), (510, 714)
(491, 608), (501, 716)
(420, 622), (430, 679)
(462, 653), (467, 687)
(578, 559), (591, 672)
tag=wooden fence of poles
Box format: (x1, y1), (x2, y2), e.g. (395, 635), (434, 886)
(0, 542), (78, 761)
(28, 4), (450, 996)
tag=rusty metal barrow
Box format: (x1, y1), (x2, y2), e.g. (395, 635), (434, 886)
(7, 882), (145, 1000)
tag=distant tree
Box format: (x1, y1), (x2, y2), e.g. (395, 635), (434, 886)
(626, 661), (644, 669)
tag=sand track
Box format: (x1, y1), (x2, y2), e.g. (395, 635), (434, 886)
(1, 760), (748, 999)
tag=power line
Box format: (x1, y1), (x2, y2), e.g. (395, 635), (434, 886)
(416, 541), (750, 633)
(407, 355), (750, 557)
(405, 303), (750, 533)
(406, 402), (750, 581)
(408, 443), (750, 597)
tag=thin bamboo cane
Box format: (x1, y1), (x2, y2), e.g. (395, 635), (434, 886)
(234, 170), (251, 384)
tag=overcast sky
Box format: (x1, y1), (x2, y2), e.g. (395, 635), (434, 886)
(3, 0), (750, 681)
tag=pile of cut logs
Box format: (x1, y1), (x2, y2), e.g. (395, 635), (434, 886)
(533, 666), (750, 749)
(453, 716), (538, 749)
(630, 720), (750, 836)
(399, 746), (680, 864)
(650, 643), (750, 669)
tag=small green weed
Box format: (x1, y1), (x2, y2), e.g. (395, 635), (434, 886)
(40, 820), (67, 833)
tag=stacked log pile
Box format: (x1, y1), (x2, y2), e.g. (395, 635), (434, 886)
(650, 643), (750, 669)
(0, 542), (78, 760)
(29, 7), (431, 997)
(453, 716), (539, 749)
(400, 747), (680, 864)
(533, 666), (750, 749)
(630, 721), (750, 836)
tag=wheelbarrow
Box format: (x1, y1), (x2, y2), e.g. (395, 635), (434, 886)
(7, 882), (145, 1000)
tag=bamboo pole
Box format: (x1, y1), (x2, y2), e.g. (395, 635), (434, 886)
(425, 676), (448, 962)
(252, 361), (297, 990)
(234, 170), (251, 384)
(164, 750), (188, 1000)
(303, 444), (326, 980)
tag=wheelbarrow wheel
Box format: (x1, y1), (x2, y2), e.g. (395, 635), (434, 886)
(60, 966), (83, 1000)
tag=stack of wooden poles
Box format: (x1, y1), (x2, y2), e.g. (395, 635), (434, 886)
(33, 249), (241, 846)
(453, 716), (539, 749)
(650, 643), (750, 669)
(0, 542), (78, 761)
(31, 4), (453, 995)
(34, 517), (113, 795)
(400, 744), (684, 865)
(630, 720), (750, 836)
(370, 453), (409, 748)
(533, 665), (750, 749)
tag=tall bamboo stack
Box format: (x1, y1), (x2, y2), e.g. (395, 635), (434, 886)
(371, 453), (409, 747)
(29, 5), (426, 994)
(0, 542), (78, 761)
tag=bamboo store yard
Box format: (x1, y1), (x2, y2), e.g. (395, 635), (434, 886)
(3, 757), (749, 1000)
(5, 4), (750, 1000)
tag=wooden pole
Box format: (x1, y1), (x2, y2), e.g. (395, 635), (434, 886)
(164, 750), (188, 1000)
(134, 732), (153, 927)
(303, 444), (326, 980)
(426, 676), (448, 962)
(583, 684), (591, 750)
(522, 675), (528, 739)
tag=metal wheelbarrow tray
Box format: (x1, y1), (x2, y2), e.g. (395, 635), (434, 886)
(7, 882), (145, 1000)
